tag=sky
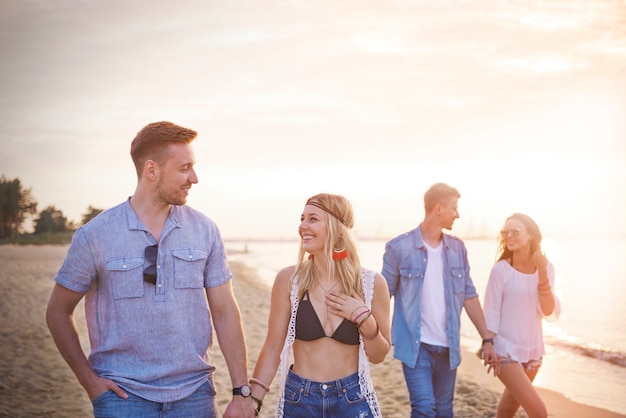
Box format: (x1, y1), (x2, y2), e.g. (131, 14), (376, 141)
(1, 0), (625, 240)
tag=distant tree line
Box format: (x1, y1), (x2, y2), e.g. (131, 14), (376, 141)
(0, 175), (103, 239)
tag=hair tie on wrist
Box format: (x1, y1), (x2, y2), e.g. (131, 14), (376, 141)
(349, 305), (367, 322)
(357, 311), (372, 328)
(352, 309), (370, 324)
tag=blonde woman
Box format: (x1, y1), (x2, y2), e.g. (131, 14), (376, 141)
(249, 193), (391, 417)
(483, 213), (561, 418)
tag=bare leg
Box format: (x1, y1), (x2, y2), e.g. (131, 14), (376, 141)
(496, 363), (546, 418)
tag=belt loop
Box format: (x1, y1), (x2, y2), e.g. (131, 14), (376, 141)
(335, 378), (343, 397)
(303, 377), (311, 396)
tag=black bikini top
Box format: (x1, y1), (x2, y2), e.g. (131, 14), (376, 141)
(295, 291), (360, 345)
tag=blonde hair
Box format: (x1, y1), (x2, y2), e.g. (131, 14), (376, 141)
(292, 193), (362, 299)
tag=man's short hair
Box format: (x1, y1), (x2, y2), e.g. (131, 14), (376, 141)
(130, 121), (198, 177)
(424, 183), (460, 212)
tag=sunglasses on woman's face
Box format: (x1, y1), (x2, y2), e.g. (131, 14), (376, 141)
(144, 244), (158, 284)
(500, 227), (522, 238)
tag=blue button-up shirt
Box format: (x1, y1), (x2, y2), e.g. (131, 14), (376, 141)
(55, 199), (231, 402)
(382, 226), (477, 369)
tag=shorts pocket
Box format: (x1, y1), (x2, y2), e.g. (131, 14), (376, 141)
(105, 257), (144, 299)
(344, 384), (366, 404)
(283, 385), (303, 404)
(172, 249), (207, 289)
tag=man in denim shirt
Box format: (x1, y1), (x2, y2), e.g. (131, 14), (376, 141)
(382, 183), (497, 418)
(46, 122), (256, 418)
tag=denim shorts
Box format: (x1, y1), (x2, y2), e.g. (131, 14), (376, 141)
(282, 368), (374, 417)
(498, 355), (543, 372)
(92, 380), (217, 418)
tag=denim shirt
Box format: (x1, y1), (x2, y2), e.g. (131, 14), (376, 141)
(55, 199), (232, 402)
(381, 226), (477, 369)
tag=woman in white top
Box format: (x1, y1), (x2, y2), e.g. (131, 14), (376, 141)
(483, 213), (561, 418)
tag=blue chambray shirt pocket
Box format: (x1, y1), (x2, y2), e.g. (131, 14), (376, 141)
(105, 257), (144, 300)
(172, 249), (207, 289)
(399, 267), (423, 308)
(400, 267), (423, 281)
(449, 267), (466, 294)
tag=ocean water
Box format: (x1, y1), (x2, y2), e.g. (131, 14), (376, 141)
(227, 237), (626, 415)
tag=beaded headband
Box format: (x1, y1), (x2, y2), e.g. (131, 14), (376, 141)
(306, 200), (347, 226)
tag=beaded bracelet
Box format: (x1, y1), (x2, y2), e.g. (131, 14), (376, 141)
(249, 377), (270, 392)
(539, 287), (552, 295)
(352, 309), (370, 324)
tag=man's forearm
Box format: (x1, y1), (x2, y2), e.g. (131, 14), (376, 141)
(213, 307), (249, 387)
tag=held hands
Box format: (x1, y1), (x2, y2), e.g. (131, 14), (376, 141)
(476, 342), (500, 377)
(223, 395), (257, 418)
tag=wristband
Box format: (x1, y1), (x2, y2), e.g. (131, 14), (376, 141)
(482, 338), (494, 346)
(352, 309), (370, 324)
(349, 305), (367, 322)
(356, 311), (372, 328)
(249, 377), (270, 392)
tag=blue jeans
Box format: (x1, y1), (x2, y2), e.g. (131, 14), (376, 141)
(402, 342), (457, 418)
(282, 368), (374, 417)
(92, 380), (217, 418)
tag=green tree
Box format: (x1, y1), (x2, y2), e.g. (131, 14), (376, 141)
(81, 206), (104, 225)
(34, 205), (68, 234)
(0, 176), (38, 238)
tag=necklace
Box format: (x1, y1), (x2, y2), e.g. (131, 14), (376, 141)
(318, 279), (340, 297)
(317, 280), (340, 330)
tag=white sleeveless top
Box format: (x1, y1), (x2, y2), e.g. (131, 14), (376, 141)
(275, 267), (381, 418)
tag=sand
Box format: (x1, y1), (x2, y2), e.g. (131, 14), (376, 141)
(0, 244), (623, 418)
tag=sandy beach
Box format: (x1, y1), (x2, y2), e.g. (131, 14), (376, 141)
(0, 244), (623, 418)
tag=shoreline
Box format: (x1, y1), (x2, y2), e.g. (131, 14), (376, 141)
(0, 244), (623, 417)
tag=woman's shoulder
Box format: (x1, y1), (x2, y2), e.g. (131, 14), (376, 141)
(491, 259), (512, 274)
(271, 265), (296, 296)
(276, 265), (296, 281)
(495, 258), (510, 267)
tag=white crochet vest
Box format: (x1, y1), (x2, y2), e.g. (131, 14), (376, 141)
(275, 267), (381, 417)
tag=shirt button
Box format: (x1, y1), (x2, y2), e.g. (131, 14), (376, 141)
(122, 264), (126, 269)
(157, 284), (162, 288)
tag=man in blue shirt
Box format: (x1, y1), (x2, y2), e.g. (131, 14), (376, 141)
(46, 122), (256, 418)
(382, 183), (497, 418)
